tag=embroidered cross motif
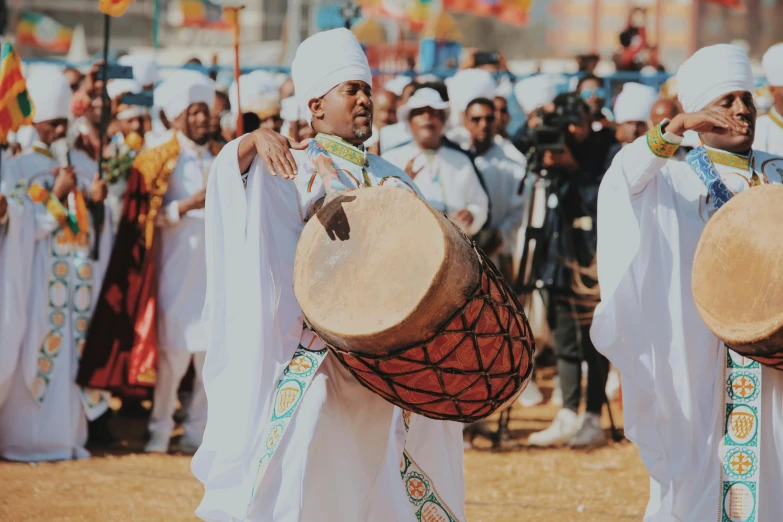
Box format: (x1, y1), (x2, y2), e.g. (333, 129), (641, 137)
(730, 452), (753, 475)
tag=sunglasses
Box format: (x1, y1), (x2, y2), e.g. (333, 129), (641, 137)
(580, 88), (607, 100)
(470, 115), (496, 124)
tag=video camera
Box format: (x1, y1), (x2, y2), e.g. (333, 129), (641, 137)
(521, 94), (587, 176)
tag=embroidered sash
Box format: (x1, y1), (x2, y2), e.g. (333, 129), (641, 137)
(687, 147), (763, 522)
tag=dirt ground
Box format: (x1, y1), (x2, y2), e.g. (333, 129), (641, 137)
(0, 372), (649, 522)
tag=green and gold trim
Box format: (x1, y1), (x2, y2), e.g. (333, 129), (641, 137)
(706, 148), (751, 171)
(768, 108), (783, 130)
(315, 133), (367, 167)
(646, 123), (681, 158)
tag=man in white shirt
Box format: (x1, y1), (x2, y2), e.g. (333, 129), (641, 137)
(754, 43), (783, 156)
(593, 44), (783, 522)
(383, 88), (489, 237)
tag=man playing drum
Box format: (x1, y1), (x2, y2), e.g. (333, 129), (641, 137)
(592, 44), (783, 521)
(192, 29), (466, 522)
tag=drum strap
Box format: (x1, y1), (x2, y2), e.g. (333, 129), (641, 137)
(247, 331), (461, 521)
(687, 149), (763, 522)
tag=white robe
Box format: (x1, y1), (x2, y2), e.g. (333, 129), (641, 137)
(155, 132), (214, 354)
(193, 138), (466, 522)
(474, 142), (527, 256)
(753, 109), (783, 156)
(591, 133), (783, 521)
(382, 142), (489, 237)
(0, 149), (113, 462)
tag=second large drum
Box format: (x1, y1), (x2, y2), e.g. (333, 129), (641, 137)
(293, 186), (534, 423)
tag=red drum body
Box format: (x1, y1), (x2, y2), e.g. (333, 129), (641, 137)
(293, 187), (534, 422)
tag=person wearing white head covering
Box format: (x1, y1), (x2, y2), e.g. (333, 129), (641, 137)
(384, 88), (488, 237)
(613, 82), (658, 144)
(118, 54), (158, 90)
(228, 70), (279, 119)
(0, 66), (113, 462)
(193, 28), (466, 522)
(513, 74), (560, 117)
(754, 43), (783, 156)
(593, 44), (783, 522)
(445, 68), (497, 150)
(78, 68), (220, 456)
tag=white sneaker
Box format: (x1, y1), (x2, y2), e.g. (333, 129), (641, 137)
(144, 432), (170, 454)
(517, 380), (544, 407)
(550, 376), (563, 406)
(605, 369), (621, 402)
(527, 408), (579, 446)
(568, 412), (606, 448)
(178, 435), (203, 455)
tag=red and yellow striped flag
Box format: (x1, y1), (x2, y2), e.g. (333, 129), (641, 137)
(99, 0), (133, 17)
(0, 43), (35, 145)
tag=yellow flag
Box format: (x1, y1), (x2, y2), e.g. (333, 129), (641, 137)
(99, 0), (132, 17)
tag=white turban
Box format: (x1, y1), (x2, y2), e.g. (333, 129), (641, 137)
(613, 82), (659, 124)
(513, 74), (560, 115)
(106, 79), (140, 100)
(446, 68), (497, 113)
(292, 28), (372, 121)
(28, 66), (71, 123)
(762, 43), (783, 87)
(677, 44), (753, 113)
(154, 69), (215, 120)
(229, 70), (279, 116)
(118, 55), (158, 88)
(384, 75), (413, 96)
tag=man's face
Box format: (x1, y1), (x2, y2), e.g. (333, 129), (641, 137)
(649, 99), (679, 127)
(494, 96), (510, 136)
(210, 95), (230, 139)
(64, 69), (83, 92)
(770, 85), (783, 111)
(260, 113), (284, 133)
(117, 116), (145, 138)
(175, 102), (211, 145)
(409, 107), (444, 148)
(464, 102), (495, 147)
(700, 90), (756, 153)
(579, 78), (606, 117)
(374, 91), (398, 128)
(311, 80), (373, 145)
(33, 119), (68, 146)
(616, 121), (649, 144)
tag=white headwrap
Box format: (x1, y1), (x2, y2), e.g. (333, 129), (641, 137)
(154, 69), (215, 120)
(513, 74), (560, 115)
(292, 28), (372, 121)
(28, 66), (71, 123)
(229, 70), (279, 116)
(106, 79), (140, 100)
(118, 55), (158, 88)
(762, 43), (783, 87)
(446, 68), (497, 113)
(384, 75), (413, 96)
(613, 82), (659, 124)
(677, 44), (753, 113)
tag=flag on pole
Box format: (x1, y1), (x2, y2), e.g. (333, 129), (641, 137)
(99, 0), (133, 17)
(17, 12), (74, 53)
(179, 0), (232, 29)
(0, 43), (35, 145)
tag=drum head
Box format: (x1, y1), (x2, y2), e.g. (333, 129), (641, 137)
(693, 185), (783, 348)
(294, 187), (478, 355)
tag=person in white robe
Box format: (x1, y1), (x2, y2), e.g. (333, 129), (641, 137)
(0, 67), (112, 461)
(462, 97), (526, 277)
(754, 43), (783, 156)
(143, 70), (217, 454)
(193, 28), (466, 522)
(383, 87), (489, 237)
(592, 44), (783, 522)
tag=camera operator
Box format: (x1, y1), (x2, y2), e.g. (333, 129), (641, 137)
(521, 92), (617, 448)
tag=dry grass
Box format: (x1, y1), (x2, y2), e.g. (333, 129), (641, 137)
(0, 375), (649, 522)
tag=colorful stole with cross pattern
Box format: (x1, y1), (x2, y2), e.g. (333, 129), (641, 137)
(247, 331), (459, 521)
(686, 147), (763, 522)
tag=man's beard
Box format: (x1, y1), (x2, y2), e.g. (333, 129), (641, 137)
(352, 124), (372, 141)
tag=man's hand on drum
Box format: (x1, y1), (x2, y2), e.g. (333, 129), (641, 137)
(450, 208), (475, 232)
(237, 128), (310, 178)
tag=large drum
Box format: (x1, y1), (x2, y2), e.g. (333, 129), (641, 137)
(693, 185), (783, 368)
(294, 187), (535, 422)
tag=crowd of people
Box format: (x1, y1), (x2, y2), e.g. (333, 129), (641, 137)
(1, 22), (783, 522)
